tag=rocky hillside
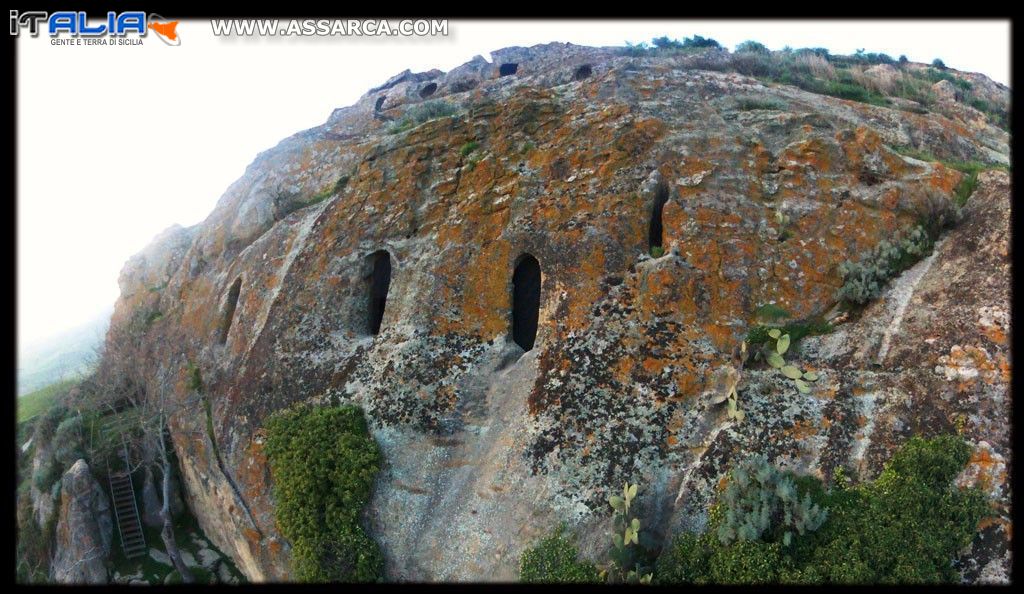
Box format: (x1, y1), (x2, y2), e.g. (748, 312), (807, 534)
(98, 42), (1010, 582)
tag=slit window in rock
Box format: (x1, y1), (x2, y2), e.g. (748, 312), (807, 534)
(419, 83), (438, 98)
(374, 96), (386, 111)
(499, 63), (519, 77)
(218, 277), (242, 345)
(648, 183), (670, 252)
(511, 254), (541, 351)
(368, 250), (392, 336)
(574, 64), (593, 81)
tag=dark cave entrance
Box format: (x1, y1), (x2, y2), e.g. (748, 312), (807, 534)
(368, 250), (392, 336)
(218, 277), (242, 345)
(648, 182), (669, 252)
(374, 96), (386, 111)
(419, 83), (438, 98)
(511, 254), (541, 351)
(499, 63), (519, 77)
(574, 64), (593, 81)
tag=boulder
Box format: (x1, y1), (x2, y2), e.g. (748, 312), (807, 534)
(50, 459), (112, 584)
(933, 79), (959, 102)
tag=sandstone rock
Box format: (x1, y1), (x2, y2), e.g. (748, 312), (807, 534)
(101, 43), (1011, 582)
(50, 460), (112, 584)
(933, 79), (959, 103)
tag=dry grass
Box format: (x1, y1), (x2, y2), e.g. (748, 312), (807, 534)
(850, 65), (899, 95)
(794, 53), (835, 80)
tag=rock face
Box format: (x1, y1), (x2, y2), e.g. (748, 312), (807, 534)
(99, 43), (1011, 582)
(50, 459), (113, 584)
(29, 442), (56, 529)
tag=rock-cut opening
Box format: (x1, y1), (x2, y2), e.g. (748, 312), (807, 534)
(218, 277), (242, 345)
(374, 96), (386, 111)
(648, 182), (670, 251)
(511, 254), (541, 351)
(368, 250), (392, 336)
(574, 64), (593, 81)
(499, 63), (519, 77)
(419, 83), (438, 98)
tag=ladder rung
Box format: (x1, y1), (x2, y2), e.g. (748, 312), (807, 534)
(106, 435), (147, 561)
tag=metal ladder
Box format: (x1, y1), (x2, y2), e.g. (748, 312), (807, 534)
(107, 436), (147, 559)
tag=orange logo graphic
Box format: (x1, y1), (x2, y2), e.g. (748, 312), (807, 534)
(148, 16), (180, 46)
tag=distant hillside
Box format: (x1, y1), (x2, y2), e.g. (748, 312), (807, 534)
(18, 305), (112, 396)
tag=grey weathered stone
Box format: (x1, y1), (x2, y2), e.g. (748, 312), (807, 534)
(50, 459), (112, 584)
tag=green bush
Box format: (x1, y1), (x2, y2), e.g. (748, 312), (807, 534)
(655, 436), (990, 584)
(735, 40), (770, 55)
(824, 79), (889, 106)
(52, 416), (85, 469)
(953, 172), (979, 207)
(32, 458), (61, 491)
(519, 525), (601, 583)
(263, 405), (383, 582)
(187, 363), (203, 393)
(734, 95), (786, 111)
(651, 36), (683, 50)
(681, 35), (721, 49)
(716, 455), (827, 546)
(458, 140), (479, 157)
(836, 225), (934, 305)
(708, 539), (783, 584)
(387, 100), (457, 134)
(619, 41), (652, 57)
(34, 404), (69, 444)
(654, 532), (709, 584)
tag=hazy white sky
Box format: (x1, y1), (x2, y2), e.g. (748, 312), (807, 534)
(17, 19), (1010, 353)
